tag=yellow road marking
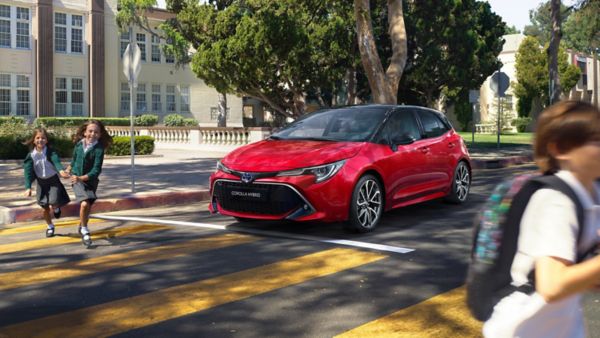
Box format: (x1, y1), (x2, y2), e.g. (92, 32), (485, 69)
(0, 219), (102, 236)
(335, 286), (482, 338)
(0, 248), (387, 338)
(0, 233), (257, 291)
(0, 224), (171, 255)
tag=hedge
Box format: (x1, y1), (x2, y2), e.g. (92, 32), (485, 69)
(108, 136), (155, 156)
(35, 117), (131, 127)
(0, 116), (26, 125)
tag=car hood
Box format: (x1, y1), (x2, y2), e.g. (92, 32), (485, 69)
(222, 139), (364, 172)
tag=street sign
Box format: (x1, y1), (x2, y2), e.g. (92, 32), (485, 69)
(122, 43), (141, 86)
(490, 71), (510, 97)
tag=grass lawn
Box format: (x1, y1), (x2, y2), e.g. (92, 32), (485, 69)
(457, 132), (533, 149)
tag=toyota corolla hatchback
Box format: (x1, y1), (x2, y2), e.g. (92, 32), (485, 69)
(209, 104), (471, 232)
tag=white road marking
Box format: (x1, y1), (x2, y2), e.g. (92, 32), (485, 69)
(92, 214), (415, 254)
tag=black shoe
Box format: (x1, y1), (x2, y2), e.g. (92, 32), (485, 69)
(81, 233), (92, 247)
(53, 207), (61, 219)
(46, 227), (55, 237)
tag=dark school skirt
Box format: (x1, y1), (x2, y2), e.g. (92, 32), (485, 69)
(36, 175), (71, 208)
(72, 179), (99, 204)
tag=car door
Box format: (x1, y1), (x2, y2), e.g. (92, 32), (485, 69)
(374, 109), (430, 208)
(414, 108), (455, 192)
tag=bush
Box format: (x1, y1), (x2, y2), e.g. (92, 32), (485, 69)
(135, 114), (159, 126)
(163, 114), (197, 127)
(35, 117), (131, 127)
(0, 116), (26, 126)
(107, 136), (155, 156)
(0, 122), (73, 159)
(512, 117), (532, 133)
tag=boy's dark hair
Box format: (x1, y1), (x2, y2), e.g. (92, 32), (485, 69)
(23, 128), (50, 149)
(72, 120), (113, 149)
(534, 101), (600, 173)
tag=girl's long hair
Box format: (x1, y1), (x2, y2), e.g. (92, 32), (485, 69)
(72, 120), (113, 149)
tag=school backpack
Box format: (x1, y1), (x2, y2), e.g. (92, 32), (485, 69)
(466, 174), (585, 322)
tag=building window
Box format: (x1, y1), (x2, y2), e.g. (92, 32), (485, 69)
(0, 5), (30, 49)
(55, 77), (85, 116)
(151, 35), (160, 63)
(165, 51), (175, 64)
(0, 74), (10, 115)
(166, 85), (176, 112)
(16, 75), (29, 115)
(210, 107), (230, 121)
(152, 84), (161, 112)
(120, 82), (130, 113)
(136, 33), (146, 62)
(136, 83), (147, 112)
(180, 85), (190, 112)
(120, 32), (129, 58)
(54, 12), (84, 54)
(0, 73), (31, 116)
(15, 7), (29, 49)
(71, 15), (83, 53)
(0, 5), (10, 48)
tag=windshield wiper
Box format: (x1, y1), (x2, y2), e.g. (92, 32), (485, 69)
(269, 135), (282, 140)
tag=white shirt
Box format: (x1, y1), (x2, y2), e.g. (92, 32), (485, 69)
(31, 147), (57, 179)
(83, 140), (98, 153)
(483, 171), (600, 338)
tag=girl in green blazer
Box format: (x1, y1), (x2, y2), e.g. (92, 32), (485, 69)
(64, 120), (112, 247)
(23, 128), (70, 237)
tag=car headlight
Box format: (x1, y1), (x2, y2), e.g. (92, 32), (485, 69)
(216, 161), (232, 174)
(276, 160), (346, 183)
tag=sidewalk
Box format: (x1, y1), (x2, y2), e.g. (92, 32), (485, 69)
(0, 146), (533, 225)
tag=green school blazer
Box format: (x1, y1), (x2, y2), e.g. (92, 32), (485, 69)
(23, 147), (65, 189)
(70, 142), (105, 183)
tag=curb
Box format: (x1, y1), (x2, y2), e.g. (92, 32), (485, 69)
(470, 154), (534, 169)
(1, 190), (211, 225)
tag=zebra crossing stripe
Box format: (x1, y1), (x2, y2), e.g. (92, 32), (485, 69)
(334, 286), (482, 338)
(0, 224), (171, 255)
(0, 248), (386, 337)
(0, 233), (257, 292)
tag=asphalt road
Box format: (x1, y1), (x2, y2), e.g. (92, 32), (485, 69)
(1, 164), (598, 338)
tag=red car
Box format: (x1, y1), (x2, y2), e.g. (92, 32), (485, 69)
(209, 104), (471, 232)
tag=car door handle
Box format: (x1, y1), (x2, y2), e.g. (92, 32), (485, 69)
(419, 147), (429, 153)
(448, 142), (455, 148)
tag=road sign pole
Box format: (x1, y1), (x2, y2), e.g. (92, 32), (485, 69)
(129, 26), (136, 194)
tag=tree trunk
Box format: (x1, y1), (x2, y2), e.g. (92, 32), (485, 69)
(548, 0), (562, 104)
(346, 67), (357, 105)
(293, 92), (306, 117)
(354, 0), (407, 104)
(217, 92), (227, 127)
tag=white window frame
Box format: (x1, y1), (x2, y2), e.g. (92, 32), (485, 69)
(180, 85), (190, 113)
(166, 85), (176, 113)
(0, 73), (11, 115)
(151, 35), (161, 63)
(136, 33), (146, 62)
(55, 77), (86, 116)
(136, 83), (147, 113)
(120, 32), (129, 58)
(120, 82), (130, 113)
(0, 73), (31, 116)
(54, 12), (84, 55)
(0, 5), (30, 49)
(151, 84), (161, 112)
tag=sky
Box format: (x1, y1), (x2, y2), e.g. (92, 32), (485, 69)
(155, 0), (573, 32)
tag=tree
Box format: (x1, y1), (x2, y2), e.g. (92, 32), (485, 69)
(563, 0), (600, 53)
(505, 25), (520, 35)
(548, 0), (563, 104)
(398, 0), (505, 107)
(523, 1), (570, 46)
(353, 0), (407, 104)
(514, 36), (581, 114)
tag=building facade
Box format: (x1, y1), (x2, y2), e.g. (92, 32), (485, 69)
(0, 0), (243, 126)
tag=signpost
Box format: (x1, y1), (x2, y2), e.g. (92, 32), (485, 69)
(122, 27), (141, 193)
(468, 89), (479, 144)
(490, 71), (509, 149)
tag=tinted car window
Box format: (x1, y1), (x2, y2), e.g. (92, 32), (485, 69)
(271, 107), (388, 142)
(418, 110), (449, 138)
(379, 110), (421, 144)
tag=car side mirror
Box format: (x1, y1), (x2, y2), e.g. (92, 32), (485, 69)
(392, 135), (416, 146)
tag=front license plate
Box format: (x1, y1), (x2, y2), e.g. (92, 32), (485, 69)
(227, 187), (268, 202)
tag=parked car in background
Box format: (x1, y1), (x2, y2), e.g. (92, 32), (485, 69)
(209, 104), (471, 232)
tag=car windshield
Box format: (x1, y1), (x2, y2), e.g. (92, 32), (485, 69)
(271, 107), (389, 142)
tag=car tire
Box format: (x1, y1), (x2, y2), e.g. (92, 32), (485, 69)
(345, 174), (384, 233)
(445, 161), (470, 204)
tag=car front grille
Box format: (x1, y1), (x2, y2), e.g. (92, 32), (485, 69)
(213, 180), (307, 215)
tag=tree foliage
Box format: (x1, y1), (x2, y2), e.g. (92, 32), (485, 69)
(398, 0), (505, 107)
(513, 36), (581, 115)
(563, 0), (600, 53)
(523, 1), (571, 46)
